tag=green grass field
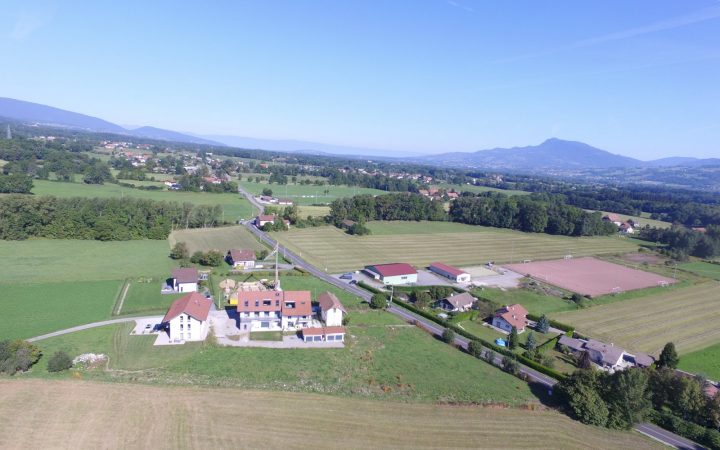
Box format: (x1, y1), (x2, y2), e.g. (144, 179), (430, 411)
(553, 282), (720, 355)
(0, 380), (662, 450)
(297, 205), (331, 217)
(168, 225), (267, 254)
(679, 343), (720, 380)
(595, 210), (672, 229)
(239, 180), (387, 205)
(31, 180), (254, 220)
(475, 287), (576, 315)
(679, 261), (720, 280)
(0, 280), (120, 340)
(0, 239), (175, 284)
(119, 280), (184, 315)
(272, 221), (640, 272)
(432, 183), (529, 196)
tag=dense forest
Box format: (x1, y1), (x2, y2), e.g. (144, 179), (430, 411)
(0, 195), (223, 240)
(639, 225), (720, 259)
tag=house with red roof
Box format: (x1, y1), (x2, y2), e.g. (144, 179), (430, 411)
(255, 214), (276, 227)
(236, 290), (313, 331)
(363, 263), (418, 285)
(162, 292), (213, 342)
(492, 304), (529, 333)
(429, 262), (471, 283)
(226, 249), (256, 269)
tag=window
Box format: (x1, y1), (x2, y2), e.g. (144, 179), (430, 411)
(180, 315), (183, 322)
(275, 300), (279, 306)
(188, 323), (191, 330)
(261, 322), (269, 329)
(180, 324), (184, 330)
(255, 301), (259, 307)
(263, 300), (271, 306)
(244, 301), (248, 307)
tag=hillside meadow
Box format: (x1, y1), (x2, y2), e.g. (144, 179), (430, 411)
(239, 180), (387, 205)
(31, 180), (254, 220)
(168, 225), (266, 255)
(272, 221), (641, 272)
(0, 380), (662, 450)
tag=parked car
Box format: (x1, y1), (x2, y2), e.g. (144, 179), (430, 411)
(349, 280), (358, 285)
(340, 273), (353, 280)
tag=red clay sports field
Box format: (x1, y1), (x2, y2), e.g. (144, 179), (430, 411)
(504, 257), (677, 297)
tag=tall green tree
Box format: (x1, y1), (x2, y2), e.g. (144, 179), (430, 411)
(536, 314), (550, 333)
(370, 293), (387, 309)
(558, 370), (610, 427)
(606, 368), (652, 429)
(508, 327), (519, 350)
(525, 331), (537, 351)
(657, 342), (679, 369)
(170, 242), (189, 260)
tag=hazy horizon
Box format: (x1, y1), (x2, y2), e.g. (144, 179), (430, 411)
(2, 0), (719, 158)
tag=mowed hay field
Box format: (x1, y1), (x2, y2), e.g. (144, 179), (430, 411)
(554, 282), (720, 355)
(168, 225), (266, 254)
(272, 221), (640, 272)
(239, 180), (387, 205)
(31, 180), (255, 220)
(0, 239), (175, 283)
(0, 380), (662, 450)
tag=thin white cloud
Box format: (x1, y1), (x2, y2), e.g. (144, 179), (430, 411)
(9, 1), (57, 40)
(446, 0), (475, 13)
(493, 5), (720, 64)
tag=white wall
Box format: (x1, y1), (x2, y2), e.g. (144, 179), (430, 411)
(169, 314), (208, 341)
(176, 282), (197, 293)
(322, 308), (344, 327)
(382, 273), (418, 285)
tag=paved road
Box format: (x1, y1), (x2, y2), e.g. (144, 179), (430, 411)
(240, 189), (702, 450)
(27, 316), (158, 342)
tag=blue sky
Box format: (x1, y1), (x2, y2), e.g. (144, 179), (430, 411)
(1, 0), (719, 159)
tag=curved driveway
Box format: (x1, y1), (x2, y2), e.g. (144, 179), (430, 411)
(27, 316), (159, 342)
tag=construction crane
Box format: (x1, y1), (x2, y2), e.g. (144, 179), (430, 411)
(261, 242), (282, 291)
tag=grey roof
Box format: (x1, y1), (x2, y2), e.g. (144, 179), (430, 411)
(442, 292), (476, 309)
(585, 339), (625, 366)
(630, 352), (655, 367)
(557, 335), (586, 352)
(172, 267), (198, 284)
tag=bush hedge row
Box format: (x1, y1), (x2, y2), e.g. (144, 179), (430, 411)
(652, 410), (720, 449)
(526, 313), (575, 333)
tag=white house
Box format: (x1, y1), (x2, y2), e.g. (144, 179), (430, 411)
(236, 290), (312, 332)
(429, 262), (471, 283)
(491, 304), (528, 333)
(317, 291), (346, 326)
(363, 263), (418, 285)
(162, 292), (212, 342)
(620, 222), (634, 234)
(227, 249), (256, 269)
(255, 214), (276, 227)
(171, 267), (199, 293)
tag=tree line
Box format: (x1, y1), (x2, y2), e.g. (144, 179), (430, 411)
(449, 193), (616, 236)
(0, 195), (223, 240)
(639, 225), (720, 260)
(329, 193), (446, 225)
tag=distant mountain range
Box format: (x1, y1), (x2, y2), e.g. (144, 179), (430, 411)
(0, 97), (717, 170)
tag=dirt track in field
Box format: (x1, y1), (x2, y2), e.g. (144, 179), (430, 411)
(0, 379), (662, 449)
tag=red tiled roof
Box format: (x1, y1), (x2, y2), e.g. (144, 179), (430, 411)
(257, 214), (275, 222)
(228, 249), (255, 262)
(603, 213), (621, 222)
(162, 292), (212, 322)
(494, 304), (528, 330)
(281, 291), (312, 316)
(235, 290), (312, 316)
(171, 267), (198, 284)
(366, 263), (417, 278)
(317, 291), (347, 313)
(429, 262), (468, 278)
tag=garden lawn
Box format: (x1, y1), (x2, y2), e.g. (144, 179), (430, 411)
(0, 280), (120, 340)
(553, 282), (720, 355)
(119, 280), (185, 315)
(239, 180), (387, 205)
(679, 261), (720, 280)
(475, 287), (576, 315)
(0, 239), (175, 283)
(168, 225), (267, 255)
(31, 180), (254, 220)
(272, 221), (640, 272)
(679, 343), (720, 381)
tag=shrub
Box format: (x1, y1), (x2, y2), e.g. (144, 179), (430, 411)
(370, 293), (387, 309)
(0, 340), (41, 375)
(441, 328), (456, 344)
(47, 351), (73, 372)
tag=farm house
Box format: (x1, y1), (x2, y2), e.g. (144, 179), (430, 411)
(364, 263), (418, 285)
(162, 292), (212, 342)
(429, 262), (471, 283)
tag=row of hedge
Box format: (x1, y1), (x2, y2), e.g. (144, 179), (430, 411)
(526, 313), (575, 333)
(651, 410), (720, 449)
(357, 281), (382, 294)
(390, 298), (566, 381)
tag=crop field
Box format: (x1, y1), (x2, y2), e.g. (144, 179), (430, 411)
(239, 180), (387, 205)
(297, 204), (330, 217)
(505, 257), (677, 297)
(168, 225), (266, 255)
(0, 380), (660, 450)
(679, 342), (720, 381)
(31, 180), (254, 220)
(0, 239), (175, 283)
(272, 221), (640, 272)
(553, 282), (720, 355)
(0, 280), (120, 340)
(679, 261), (720, 280)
